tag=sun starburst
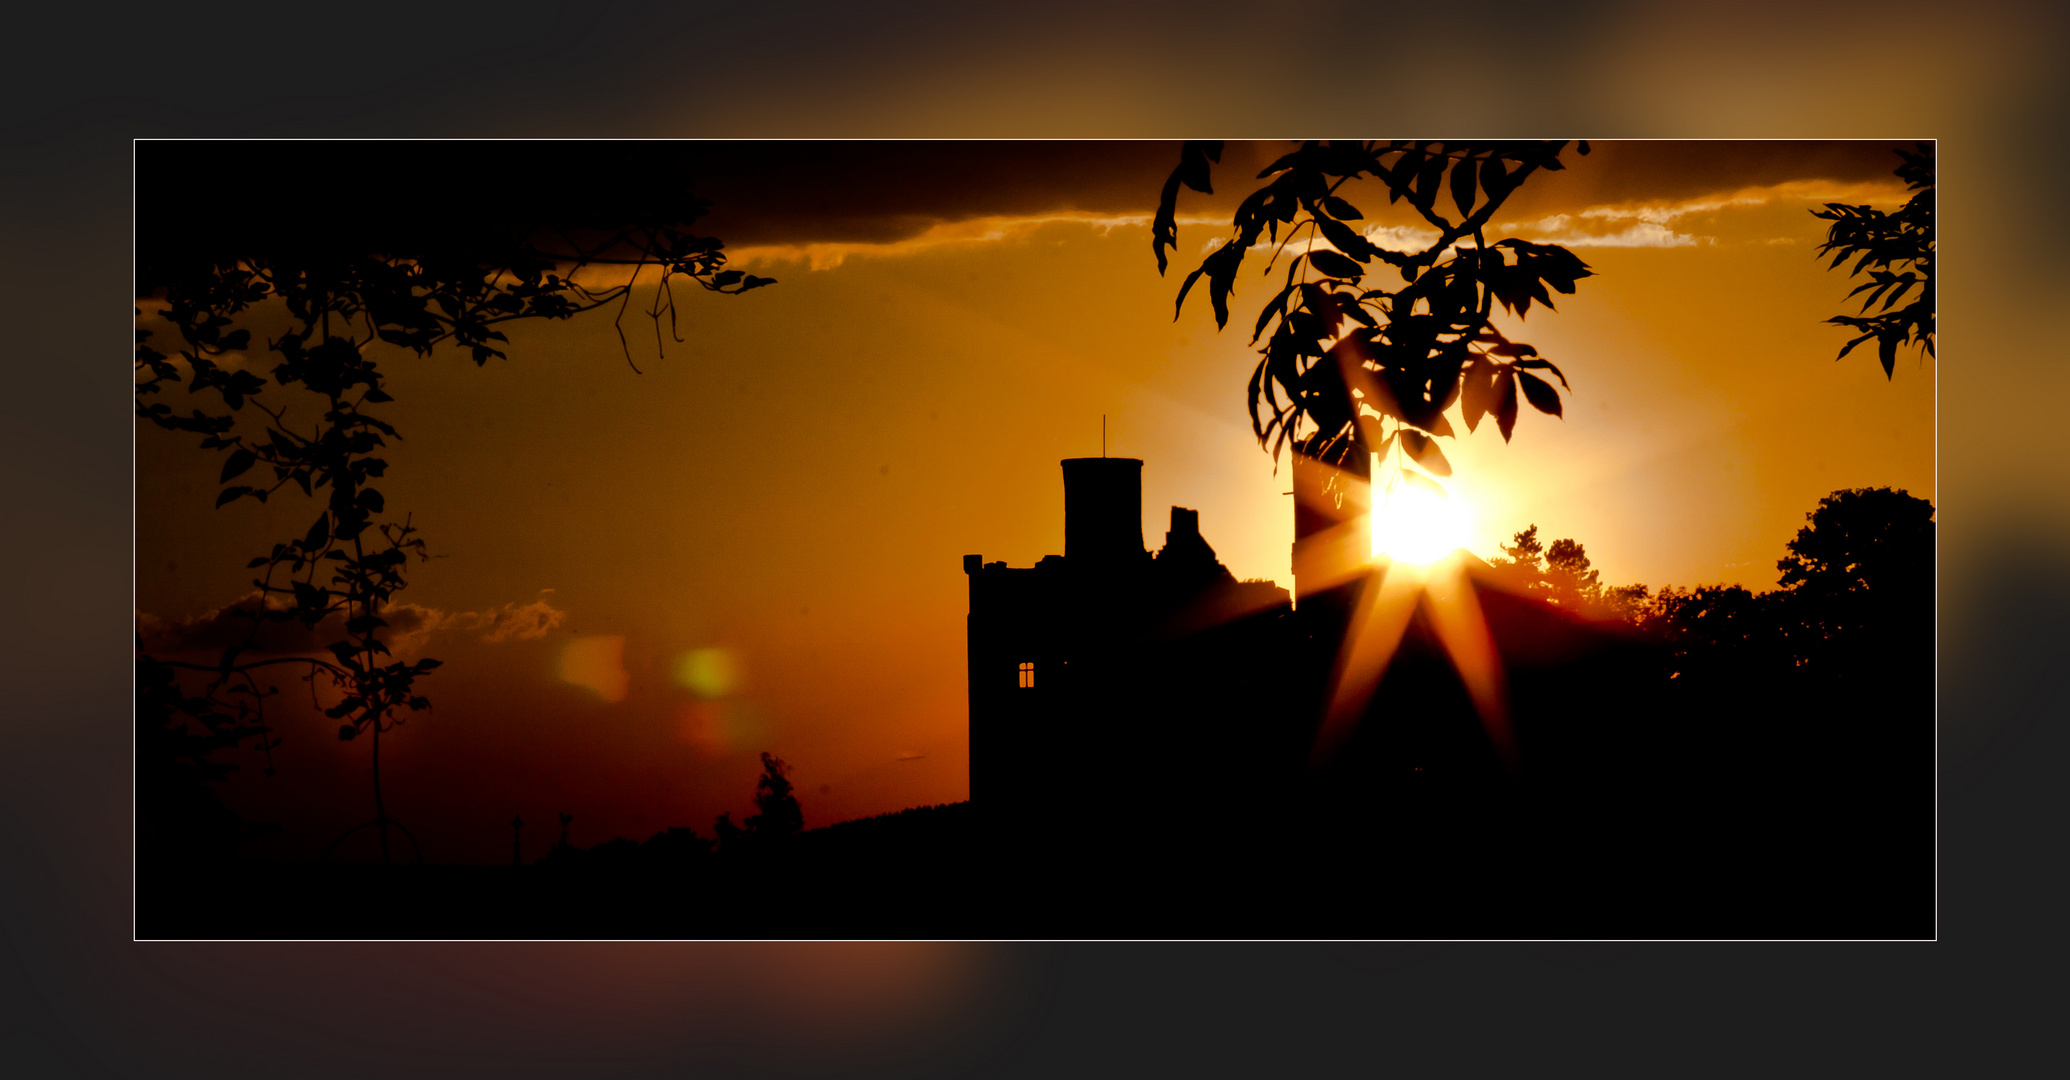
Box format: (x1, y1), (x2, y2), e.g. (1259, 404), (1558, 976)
(1309, 472), (1514, 772)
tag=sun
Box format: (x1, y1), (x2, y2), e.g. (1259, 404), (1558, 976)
(1370, 478), (1471, 565)
(1315, 470), (1511, 772)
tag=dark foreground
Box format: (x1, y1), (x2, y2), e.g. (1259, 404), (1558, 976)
(141, 782), (1932, 940)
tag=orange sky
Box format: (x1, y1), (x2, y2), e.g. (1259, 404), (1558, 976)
(134, 140), (1932, 863)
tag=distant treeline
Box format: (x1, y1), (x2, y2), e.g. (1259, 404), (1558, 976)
(138, 486), (1932, 939)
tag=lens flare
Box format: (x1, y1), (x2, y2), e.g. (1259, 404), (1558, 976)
(1371, 480), (1470, 565)
(674, 647), (740, 699)
(1315, 554), (1516, 773)
(557, 635), (630, 702)
(675, 699), (764, 756)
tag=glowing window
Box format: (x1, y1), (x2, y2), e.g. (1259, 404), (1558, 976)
(1017, 662), (1035, 689)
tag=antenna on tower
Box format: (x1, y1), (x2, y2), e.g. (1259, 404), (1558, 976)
(1102, 415), (1107, 457)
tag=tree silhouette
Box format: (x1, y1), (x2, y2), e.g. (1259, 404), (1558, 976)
(1489, 525), (1644, 618)
(713, 752), (804, 854)
(1489, 524), (1548, 597)
(1813, 141), (1933, 377)
(135, 144), (773, 864)
(1626, 487), (1933, 688)
(1771, 487), (1934, 680)
(1640, 583), (1781, 679)
(744, 753), (805, 840)
(1153, 140), (1593, 500)
(1543, 538), (1602, 611)
(1496, 524), (1545, 567)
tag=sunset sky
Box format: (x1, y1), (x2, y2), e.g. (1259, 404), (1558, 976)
(134, 140), (1932, 863)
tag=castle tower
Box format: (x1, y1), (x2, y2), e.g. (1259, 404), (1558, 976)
(1289, 451), (1372, 607)
(1060, 457), (1146, 569)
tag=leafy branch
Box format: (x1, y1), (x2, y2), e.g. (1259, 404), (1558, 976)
(1154, 140), (1592, 498)
(1812, 141), (1933, 377)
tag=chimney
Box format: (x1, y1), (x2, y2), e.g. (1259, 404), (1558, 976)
(1166, 506), (1200, 547)
(1060, 457), (1145, 567)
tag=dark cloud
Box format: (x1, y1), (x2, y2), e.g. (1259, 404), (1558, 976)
(1496, 140), (1918, 219)
(687, 141), (1186, 246)
(135, 139), (1914, 272)
(136, 593), (566, 658)
(696, 140), (1918, 247)
(135, 593), (319, 658)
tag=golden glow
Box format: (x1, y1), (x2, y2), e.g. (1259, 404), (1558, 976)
(1371, 478), (1471, 565)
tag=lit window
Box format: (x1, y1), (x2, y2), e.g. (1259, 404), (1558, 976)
(1017, 662), (1035, 689)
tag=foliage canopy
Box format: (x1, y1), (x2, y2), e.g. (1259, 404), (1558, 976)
(1154, 140), (1593, 494)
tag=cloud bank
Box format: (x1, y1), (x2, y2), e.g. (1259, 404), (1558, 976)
(137, 593), (568, 659)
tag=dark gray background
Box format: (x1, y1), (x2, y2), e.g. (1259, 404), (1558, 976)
(7, 1), (2064, 1075)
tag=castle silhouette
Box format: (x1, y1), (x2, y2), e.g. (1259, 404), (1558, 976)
(960, 455), (1668, 926)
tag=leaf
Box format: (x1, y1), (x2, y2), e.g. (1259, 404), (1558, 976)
(218, 449), (256, 483)
(1400, 430), (1452, 477)
(1307, 249), (1364, 279)
(1204, 241), (1246, 328)
(338, 724), (358, 741)
(1518, 370), (1563, 416)
(1175, 263), (1209, 319)
(1180, 139), (1222, 192)
(1313, 215), (1372, 262)
(303, 514), (329, 551)
(1450, 154), (1477, 217)
(1155, 142), (1224, 274)
(1835, 330), (1875, 360)
(1514, 357), (1570, 389)
(1479, 155), (1511, 204)
(215, 486), (252, 508)
(1413, 153), (1445, 209)
(1494, 369), (1519, 442)
(1460, 360), (1492, 432)
(1322, 195), (1363, 220)
(1252, 285), (1295, 344)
